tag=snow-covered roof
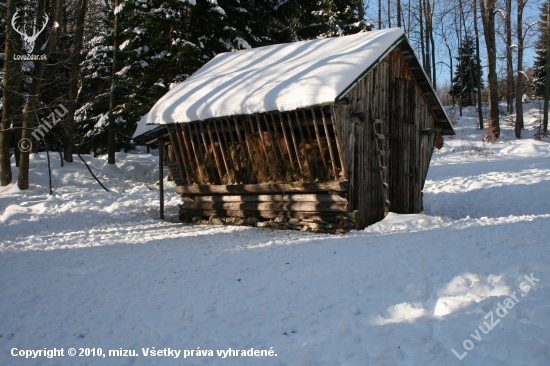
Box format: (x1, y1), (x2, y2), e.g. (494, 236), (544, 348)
(143, 28), (406, 125)
(136, 28), (453, 136)
(132, 113), (164, 141)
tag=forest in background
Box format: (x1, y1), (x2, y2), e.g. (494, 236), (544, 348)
(0, 0), (549, 190)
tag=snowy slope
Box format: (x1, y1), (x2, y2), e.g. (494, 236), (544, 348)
(1, 103), (549, 365)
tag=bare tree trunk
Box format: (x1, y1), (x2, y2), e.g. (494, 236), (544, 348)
(18, 0), (65, 190)
(505, 0), (514, 114)
(458, 0), (464, 115)
(378, 0), (382, 29)
(419, 0), (425, 69)
(387, 0), (392, 27)
(515, 0), (526, 138)
(479, 0), (501, 137)
(397, 0), (401, 27)
(424, 0), (432, 81)
(442, 25), (454, 105)
(407, 0), (411, 35)
(64, 0), (88, 163)
(466, 35), (475, 107)
(427, 0), (436, 88)
(460, 8), (475, 108)
(431, 24), (436, 89)
(544, 0), (550, 132)
(474, 0), (484, 129)
(0, 0), (19, 186)
(425, 30), (431, 81)
(108, 0), (120, 164)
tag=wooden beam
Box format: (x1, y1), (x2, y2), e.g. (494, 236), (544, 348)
(174, 124), (193, 184)
(177, 123), (197, 183)
(321, 110), (337, 179)
(254, 115), (271, 164)
(182, 201), (349, 212)
(178, 209), (344, 222)
(239, 117), (255, 165)
(278, 112), (296, 173)
(176, 181), (348, 195)
(286, 112), (304, 173)
(268, 113), (286, 162)
(301, 109), (319, 168)
(233, 117), (249, 162)
(144, 132), (169, 145)
(221, 118), (240, 170)
(206, 121), (225, 182)
(263, 114), (282, 162)
(158, 137), (164, 220)
(198, 122), (219, 184)
(213, 119), (233, 183)
(166, 125), (188, 184)
(310, 108), (329, 172)
(182, 194), (347, 203)
(294, 111), (308, 172)
(330, 105), (347, 180)
(185, 123), (205, 183)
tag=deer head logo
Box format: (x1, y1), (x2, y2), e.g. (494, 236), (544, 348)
(11, 10), (49, 54)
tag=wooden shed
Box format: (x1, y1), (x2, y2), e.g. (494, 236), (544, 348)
(133, 28), (454, 231)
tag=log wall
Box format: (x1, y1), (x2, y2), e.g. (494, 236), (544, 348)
(176, 181), (356, 227)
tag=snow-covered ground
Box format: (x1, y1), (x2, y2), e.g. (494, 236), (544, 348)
(1, 103), (549, 365)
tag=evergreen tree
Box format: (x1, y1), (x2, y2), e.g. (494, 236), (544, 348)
(75, 0), (369, 154)
(449, 35), (484, 107)
(533, 3), (548, 98)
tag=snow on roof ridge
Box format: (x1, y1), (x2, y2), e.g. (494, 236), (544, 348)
(143, 28), (406, 126)
(187, 29), (399, 83)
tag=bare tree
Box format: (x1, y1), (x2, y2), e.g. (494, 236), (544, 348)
(397, 0), (402, 27)
(545, 0), (550, 132)
(108, 0), (121, 165)
(408, 0), (411, 34)
(515, 0), (527, 138)
(474, 0), (484, 129)
(505, 0), (514, 114)
(438, 19), (455, 105)
(457, 0), (464, 115)
(388, 0), (392, 27)
(64, 0), (88, 162)
(419, 0), (426, 70)
(18, 0), (65, 190)
(424, 0), (432, 81)
(424, 0), (436, 88)
(378, 0), (382, 29)
(0, 0), (19, 186)
(479, 0), (501, 137)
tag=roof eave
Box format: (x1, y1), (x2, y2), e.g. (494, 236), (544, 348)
(399, 39), (455, 135)
(132, 126), (167, 144)
(335, 36), (455, 136)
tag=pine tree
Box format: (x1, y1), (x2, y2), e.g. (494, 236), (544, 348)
(449, 35), (484, 108)
(533, 3), (548, 98)
(75, 0), (369, 154)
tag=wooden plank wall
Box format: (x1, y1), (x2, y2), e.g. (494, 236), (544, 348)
(387, 68), (437, 214)
(332, 47), (437, 226)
